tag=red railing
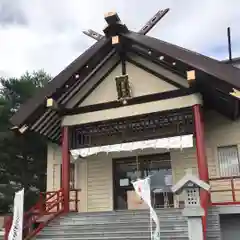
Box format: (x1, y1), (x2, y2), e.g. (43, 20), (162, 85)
(4, 189), (80, 240)
(210, 176), (240, 206)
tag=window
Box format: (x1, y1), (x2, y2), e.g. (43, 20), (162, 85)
(217, 145), (240, 177)
(60, 163), (75, 189)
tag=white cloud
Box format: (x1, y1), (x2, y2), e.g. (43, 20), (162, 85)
(0, 0), (239, 77)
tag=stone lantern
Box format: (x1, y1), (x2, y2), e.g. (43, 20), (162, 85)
(171, 169), (210, 240)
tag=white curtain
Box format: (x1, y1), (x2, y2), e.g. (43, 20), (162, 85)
(70, 134), (193, 159)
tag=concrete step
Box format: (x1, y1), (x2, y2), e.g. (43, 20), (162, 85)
(37, 237), (188, 240)
(37, 229), (188, 238)
(36, 209), (188, 240)
(50, 221), (185, 228)
(57, 209), (183, 219)
(43, 221), (187, 232)
(52, 216), (186, 226)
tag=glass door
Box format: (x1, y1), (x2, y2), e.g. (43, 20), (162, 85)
(113, 153), (173, 210)
(113, 157), (141, 210)
(141, 154), (173, 208)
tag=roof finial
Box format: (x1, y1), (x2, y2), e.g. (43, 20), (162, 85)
(82, 8), (170, 41)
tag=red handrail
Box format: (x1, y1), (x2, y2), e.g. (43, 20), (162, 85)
(210, 176), (240, 206)
(4, 188), (80, 240)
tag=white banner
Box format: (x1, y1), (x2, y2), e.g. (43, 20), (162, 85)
(132, 178), (160, 240)
(8, 189), (24, 240)
(71, 134), (193, 158)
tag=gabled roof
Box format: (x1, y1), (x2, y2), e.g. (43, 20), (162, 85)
(10, 12), (240, 143)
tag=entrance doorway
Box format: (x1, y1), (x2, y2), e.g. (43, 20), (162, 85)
(113, 153), (173, 210)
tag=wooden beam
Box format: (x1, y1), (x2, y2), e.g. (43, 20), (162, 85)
(138, 8), (170, 35)
(62, 88), (195, 116)
(82, 29), (104, 41)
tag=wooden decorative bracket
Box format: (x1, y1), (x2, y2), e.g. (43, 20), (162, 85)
(46, 98), (60, 111)
(230, 88), (240, 99)
(187, 70), (196, 82)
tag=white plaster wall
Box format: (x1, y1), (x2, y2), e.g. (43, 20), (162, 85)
(46, 144), (61, 192)
(46, 144), (85, 211)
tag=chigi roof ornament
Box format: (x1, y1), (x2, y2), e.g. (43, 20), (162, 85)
(82, 8), (170, 41)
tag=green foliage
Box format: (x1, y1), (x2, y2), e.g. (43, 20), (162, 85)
(0, 70), (51, 213)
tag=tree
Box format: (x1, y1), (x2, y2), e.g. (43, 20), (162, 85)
(0, 70), (51, 213)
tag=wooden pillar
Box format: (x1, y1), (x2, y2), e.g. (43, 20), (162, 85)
(61, 126), (70, 213)
(193, 104), (209, 240)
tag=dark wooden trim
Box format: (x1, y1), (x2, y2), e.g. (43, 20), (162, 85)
(43, 121), (61, 139)
(32, 50), (117, 134)
(122, 31), (240, 90)
(10, 39), (112, 127)
(127, 57), (185, 89)
(129, 45), (186, 78)
(60, 50), (116, 105)
(71, 57), (120, 108)
(233, 99), (239, 120)
(121, 52), (127, 75)
(69, 106), (194, 149)
(61, 88), (196, 116)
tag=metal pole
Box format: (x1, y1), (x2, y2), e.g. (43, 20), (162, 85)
(227, 27), (232, 62)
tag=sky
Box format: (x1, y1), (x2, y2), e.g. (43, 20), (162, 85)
(0, 0), (239, 78)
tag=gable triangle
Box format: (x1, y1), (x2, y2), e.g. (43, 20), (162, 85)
(79, 61), (179, 107)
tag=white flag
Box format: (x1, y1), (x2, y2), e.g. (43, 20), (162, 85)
(8, 189), (24, 240)
(132, 178), (160, 240)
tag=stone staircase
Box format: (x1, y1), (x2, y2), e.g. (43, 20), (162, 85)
(36, 208), (189, 239)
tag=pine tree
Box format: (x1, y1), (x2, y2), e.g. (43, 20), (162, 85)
(0, 70), (51, 213)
